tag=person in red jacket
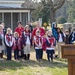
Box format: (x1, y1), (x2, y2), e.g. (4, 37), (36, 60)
(32, 21), (45, 59)
(32, 21), (45, 37)
(13, 32), (21, 60)
(15, 21), (24, 37)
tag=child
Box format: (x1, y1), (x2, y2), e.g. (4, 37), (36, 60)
(22, 25), (31, 60)
(46, 30), (56, 62)
(0, 25), (4, 60)
(34, 30), (43, 62)
(13, 32), (21, 60)
(5, 28), (14, 60)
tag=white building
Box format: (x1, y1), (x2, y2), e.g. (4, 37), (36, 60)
(0, 0), (34, 30)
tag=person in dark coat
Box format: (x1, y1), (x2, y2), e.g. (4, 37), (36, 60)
(68, 27), (75, 44)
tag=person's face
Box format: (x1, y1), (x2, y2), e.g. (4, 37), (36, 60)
(18, 24), (22, 28)
(36, 22), (40, 28)
(65, 31), (69, 35)
(15, 33), (18, 37)
(57, 29), (60, 33)
(8, 30), (11, 34)
(54, 24), (56, 27)
(26, 27), (29, 31)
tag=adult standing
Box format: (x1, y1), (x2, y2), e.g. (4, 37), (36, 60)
(0, 22), (7, 36)
(32, 21), (45, 59)
(32, 21), (45, 37)
(15, 21), (24, 58)
(0, 22), (7, 55)
(15, 21), (24, 37)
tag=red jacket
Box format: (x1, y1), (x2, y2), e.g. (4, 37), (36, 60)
(32, 27), (45, 37)
(13, 37), (21, 50)
(15, 27), (24, 37)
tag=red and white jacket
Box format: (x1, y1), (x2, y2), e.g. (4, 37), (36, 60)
(5, 34), (14, 47)
(46, 36), (56, 50)
(13, 37), (21, 50)
(34, 35), (43, 49)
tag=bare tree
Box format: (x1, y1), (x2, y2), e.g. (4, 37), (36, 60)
(21, 0), (34, 8)
(42, 0), (65, 24)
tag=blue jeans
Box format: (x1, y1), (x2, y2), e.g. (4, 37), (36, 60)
(35, 49), (42, 60)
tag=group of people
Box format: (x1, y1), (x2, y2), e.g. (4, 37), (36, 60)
(0, 21), (74, 62)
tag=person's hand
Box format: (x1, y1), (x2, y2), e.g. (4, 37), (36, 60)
(51, 45), (54, 48)
(38, 46), (42, 48)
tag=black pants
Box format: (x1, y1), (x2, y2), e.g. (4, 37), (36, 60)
(41, 49), (43, 59)
(35, 49), (42, 60)
(14, 50), (19, 59)
(47, 53), (53, 61)
(46, 49), (54, 61)
(6, 46), (12, 60)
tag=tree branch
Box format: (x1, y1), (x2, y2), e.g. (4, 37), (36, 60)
(54, 0), (65, 11)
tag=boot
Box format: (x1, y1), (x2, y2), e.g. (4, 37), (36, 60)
(28, 54), (30, 60)
(1, 51), (3, 58)
(24, 54), (26, 60)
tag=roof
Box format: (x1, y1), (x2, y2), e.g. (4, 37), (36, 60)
(0, 1), (25, 4)
(0, 6), (34, 10)
(0, 0), (25, 1)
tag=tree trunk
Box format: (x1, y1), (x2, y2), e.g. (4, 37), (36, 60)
(50, 9), (56, 26)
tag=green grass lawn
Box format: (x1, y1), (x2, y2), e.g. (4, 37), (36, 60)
(0, 50), (68, 75)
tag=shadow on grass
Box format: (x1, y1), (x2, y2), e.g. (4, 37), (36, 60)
(0, 58), (68, 71)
